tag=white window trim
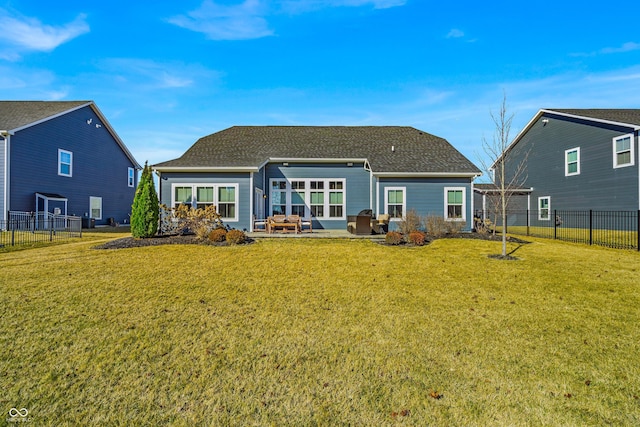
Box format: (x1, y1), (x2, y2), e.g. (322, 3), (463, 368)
(565, 147), (580, 176)
(128, 167), (135, 187)
(613, 134), (635, 169)
(384, 186), (406, 221)
(58, 149), (73, 177)
(268, 178), (346, 220)
(444, 187), (466, 222)
(89, 196), (102, 220)
(538, 196), (550, 221)
(170, 183), (239, 222)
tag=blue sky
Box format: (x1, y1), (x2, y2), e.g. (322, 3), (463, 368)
(2, 0), (640, 171)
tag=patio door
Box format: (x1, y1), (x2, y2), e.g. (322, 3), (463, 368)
(254, 188), (265, 219)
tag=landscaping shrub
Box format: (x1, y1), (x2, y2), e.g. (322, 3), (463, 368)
(130, 162), (159, 238)
(385, 231), (404, 245)
(225, 229), (246, 245)
(425, 215), (463, 238)
(208, 228), (227, 243)
(398, 208), (423, 235)
(408, 231), (427, 246)
(159, 204), (223, 240)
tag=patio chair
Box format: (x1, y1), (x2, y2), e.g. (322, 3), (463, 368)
(371, 213), (390, 234)
(287, 215), (302, 233)
(253, 215), (267, 232)
(300, 218), (313, 233)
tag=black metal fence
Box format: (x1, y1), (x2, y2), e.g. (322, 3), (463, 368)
(0, 216), (82, 248)
(481, 209), (639, 251)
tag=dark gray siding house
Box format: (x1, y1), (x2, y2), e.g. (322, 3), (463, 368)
(483, 109), (640, 223)
(154, 126), (481, 232)
(0, 101), (141, 225)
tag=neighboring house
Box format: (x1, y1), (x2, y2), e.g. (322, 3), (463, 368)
(475, 109), (640, 222)
(0, 101), (141, 225)
(153, 126), (481, 231)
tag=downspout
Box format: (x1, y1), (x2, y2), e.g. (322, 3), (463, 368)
(249, 172), (254, 232)
(1, 131), (9, 222)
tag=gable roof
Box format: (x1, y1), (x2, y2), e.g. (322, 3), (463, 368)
(0, 101), (90, 131)
(0, 100), (141, 169)
(492, 108), (640, 169)
(154, 126), (480, 176)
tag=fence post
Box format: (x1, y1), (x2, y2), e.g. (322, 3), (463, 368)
(589, 210), (593, 246)
(554, 209), (557, 240)
(527, 209), (530, 236)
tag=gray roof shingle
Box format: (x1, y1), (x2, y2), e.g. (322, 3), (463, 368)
(154, 126), (480, 175)
(0, 101), (90, 131)
(546, 109), (640, 127)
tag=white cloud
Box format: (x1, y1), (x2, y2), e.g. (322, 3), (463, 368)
(168, 0), (273, 41)
(97, 58), (219, 90)
(571, 41), (640, 57)
(600, 41), (640, 54)
(446, 28), (464, 39)
(279, 0), (405, 13)
(0, 8), (89, 59)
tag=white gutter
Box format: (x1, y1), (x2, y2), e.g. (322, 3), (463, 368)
(154, 166), (260, 173)
(373, 171), (480, 178)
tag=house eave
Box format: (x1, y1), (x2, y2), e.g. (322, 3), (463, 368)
(541, 109), (640, 131)
(373, 171), (481, 178)
(154, 166), (260, 173)
(268, 157), (369, 164)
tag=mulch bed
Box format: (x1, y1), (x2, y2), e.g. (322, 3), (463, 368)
(93, 232), (529, 250)
(93, 234), (253, 249)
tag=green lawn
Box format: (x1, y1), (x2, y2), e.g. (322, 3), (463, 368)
(1, 233), (639, 425)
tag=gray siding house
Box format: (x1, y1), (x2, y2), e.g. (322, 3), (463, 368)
(0, 101), (141, 224)
(154, 126), (481, 232)
(481, 109), (640, 221)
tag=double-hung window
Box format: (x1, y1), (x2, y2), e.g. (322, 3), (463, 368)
(309, 181), (325, 217)
(613, 134), (634, 168)
(328, 181), (344, 218)
(271, 181), (287, 215)
(90, 196), (102, 220)
(291, 181), (306, 216)
(538, 196), (550, 221)
(217, 186), (236, 218)
(385, 187), (405, 219)
(565, 147), (580, 176)
(58, 149), (73, 177)
(172, 184), (239, 221)
(128, 167), (135, 187)
(444, 187), (466, 221)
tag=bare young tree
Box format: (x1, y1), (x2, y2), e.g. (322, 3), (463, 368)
(478, 94), (528, 257)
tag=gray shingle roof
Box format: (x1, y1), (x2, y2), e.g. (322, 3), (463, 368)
(547, 109), (640, 127)
(0, 101), (90, 131)
(154, 126), (480, 175)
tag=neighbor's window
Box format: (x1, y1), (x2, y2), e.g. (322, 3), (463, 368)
(58, 149), (73, 177)
(385, 187), (405, 219)
(128, 167), (135, 187)
(444, 187), (466, 221)
(538, 196), (550, 221)
(613, 134), (634, 168)
(90, 196), (102, 220)
(565, 147), (580, 176)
